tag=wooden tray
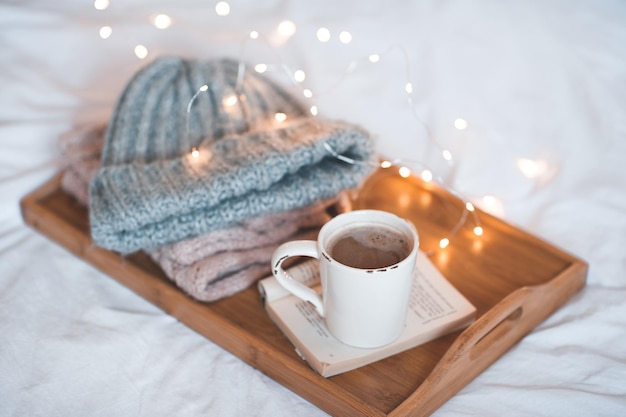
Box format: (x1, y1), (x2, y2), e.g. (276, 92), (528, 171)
(20, 167), (587, 417)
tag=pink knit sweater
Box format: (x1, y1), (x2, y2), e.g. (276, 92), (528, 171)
(58, 124), (350, 302)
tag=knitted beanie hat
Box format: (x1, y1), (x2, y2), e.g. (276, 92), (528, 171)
(89, 56), (376, 253)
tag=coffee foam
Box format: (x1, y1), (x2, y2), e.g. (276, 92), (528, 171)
(327, 223), (411, 269)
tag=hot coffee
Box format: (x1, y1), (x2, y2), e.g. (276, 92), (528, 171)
(272, 209), (419, 347)
(328, 225), (412, 269)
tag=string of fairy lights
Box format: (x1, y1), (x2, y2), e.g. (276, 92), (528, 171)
(93, 0), (553, 254)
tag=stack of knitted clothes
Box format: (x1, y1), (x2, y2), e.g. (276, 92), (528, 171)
(59, 57), (376, 302)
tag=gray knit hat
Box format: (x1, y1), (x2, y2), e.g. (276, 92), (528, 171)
(88, 56), (376, 253)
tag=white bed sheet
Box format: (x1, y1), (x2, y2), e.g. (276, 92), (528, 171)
(1, 1), (625, 416)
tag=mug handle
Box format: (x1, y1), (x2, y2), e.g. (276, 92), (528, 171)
(271, 240), (325, 317)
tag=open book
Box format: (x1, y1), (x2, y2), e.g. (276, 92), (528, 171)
(258, 251), (476, 377)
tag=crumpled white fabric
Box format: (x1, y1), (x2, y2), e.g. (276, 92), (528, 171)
(1, 1), (625, 416)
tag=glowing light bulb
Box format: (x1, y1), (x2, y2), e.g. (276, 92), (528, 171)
(517, 158), (547, 179)
(339, 31), (352, 44)
(278, 20), (296, 37)
(274, 112), (287, 122)
(99, 26), (112, 39)
(200, 85), (208, 92)
(153, 14), (172, 29)
(294, 70), (306, 83)
(405, 82), (413, 94)
(316, 27), (331, 42)
(465, 202), (475, 212)
(480, 194), (504, 216)
(399, 167), (411, 178)
(310, 105), (318, 116)
(421, 169), (433, 182)
(473, 226), (483, 236)
(368, 54), (380, 63)
(94, 0), (109, 10)
(254, 63), (267, 73)
(250, 31), (259, 39)
(454, 118), (468, 130)
(134, 45), (148, 59)
(442, 149), (452, 161)
(223, 94), (238, 107)
(215, 1), (230, 16)
(303, 89), (313, 98)
(439, 238), (450, 249)
(191, 148), (200, 158)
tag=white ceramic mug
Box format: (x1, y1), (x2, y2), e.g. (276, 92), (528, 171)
(271, 209), (419, 348)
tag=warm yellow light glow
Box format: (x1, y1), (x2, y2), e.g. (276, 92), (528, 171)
(187, 147), (212, 166)
(134, 45), (148, 59)
(254, 63), (267, 73)
(399, 167), (411, 178)
(473, 226), (484, 236)
(442, 149), (452, 161)
(482, 195), (496, 206)
(339, 31), (352, 44)
(397, 193), (411, 208)
(274, 112), (287, 122)
(480, 194), (504, 217)
(99, 26), (112, 39)
(439, 238), (450, 249)
(368, 54), (380, 63)
(303, 89), (313, 98)
(421, 169), (433, 182)
(294, 70), (306, 83)
(316, 27), (331, 42)
(250, 30), (259, 39)
(310, 105), (318, 116)
(517, 158), (547, 179)
(405, 83), (413, 94)
(454, 118), (468, 130)
(380, 160), (392, 169)
(94, 0), (109, 10)
(153, 14), (172, 29)
(472, 239), (484, 252)
(278, 20), (297, 37)
(465, 202), (475, 212)
(215, 1), (230, 16)
(223, 94), (238, 107)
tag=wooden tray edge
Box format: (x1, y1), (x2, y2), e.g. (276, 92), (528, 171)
(19, 174), (589, 417)
(19, 174), (385, 417)
(389, 258), (587, 417)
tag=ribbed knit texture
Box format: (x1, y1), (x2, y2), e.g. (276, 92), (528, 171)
(59, 123), (351, 302)
(89, 56), (376, 253)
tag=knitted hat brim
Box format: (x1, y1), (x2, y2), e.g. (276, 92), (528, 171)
(89, 117), (375, 253)
(88, 56), (376, 253)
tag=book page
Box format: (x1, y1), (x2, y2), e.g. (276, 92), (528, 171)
(405, 251), (471, 326)
(410, 277), (456, 323)
(260, 251), (476, 377)
(259, 260), (320, 304)
(292, 299), (332, 339)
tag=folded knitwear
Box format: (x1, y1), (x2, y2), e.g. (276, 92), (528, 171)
(89, 56), (376, 253)
(149, 214), (334, 302)
(59, 123), (351, 302)
(59, 124), (106, 205)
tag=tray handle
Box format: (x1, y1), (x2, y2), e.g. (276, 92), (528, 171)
(390, 285), (541, 417)
(393, 260), (588, 417)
